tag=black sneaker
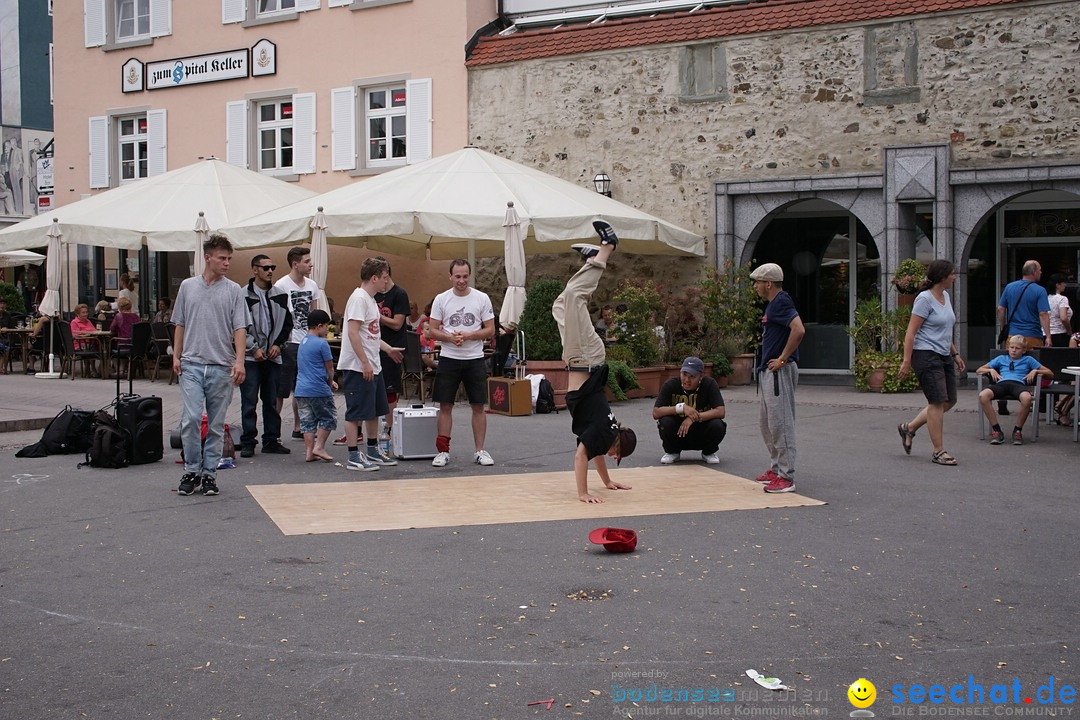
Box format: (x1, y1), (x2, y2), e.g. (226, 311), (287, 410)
(177, 473), (201, 496)
(592, 220), (619, 247)
(262, 442), (291, 454)
(240, 445), (255, 458)
(200, 476), (220, 496)
(291, 430), (303, 439)
(571, 243), (601, 260)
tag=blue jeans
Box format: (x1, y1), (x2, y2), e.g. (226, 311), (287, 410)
(240, 359), (282, 447)
(180, 363), (235, 477)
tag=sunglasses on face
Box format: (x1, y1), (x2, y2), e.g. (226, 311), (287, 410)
(257, 265), (277, 271)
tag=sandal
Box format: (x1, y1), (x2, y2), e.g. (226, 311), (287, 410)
(897, 423), (915, 455)
(931, 450), (958, 466)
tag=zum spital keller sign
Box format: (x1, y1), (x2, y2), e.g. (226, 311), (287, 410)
(122, 39), (276, 93)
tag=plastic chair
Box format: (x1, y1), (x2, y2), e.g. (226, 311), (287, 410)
(976, 364), (1041, 441)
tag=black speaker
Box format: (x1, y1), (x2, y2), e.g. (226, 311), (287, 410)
(116, 395), (163, 465)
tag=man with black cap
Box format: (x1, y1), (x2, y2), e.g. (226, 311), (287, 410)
(555, 220), (637, 503)
(652, 355), (727, 464)
(750, 262), (805, 493)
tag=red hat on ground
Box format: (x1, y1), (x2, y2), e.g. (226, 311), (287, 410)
(588, 527), (638, 553)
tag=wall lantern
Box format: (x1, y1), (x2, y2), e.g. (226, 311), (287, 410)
(593, 172), (611, 197)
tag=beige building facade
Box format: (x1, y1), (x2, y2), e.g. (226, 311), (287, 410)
(467, 0), (1080, 370)
(53, 0), (496, 314)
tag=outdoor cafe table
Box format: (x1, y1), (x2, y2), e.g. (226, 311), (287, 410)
(0, 327), (33, 372)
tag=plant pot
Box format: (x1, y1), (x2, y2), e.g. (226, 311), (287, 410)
(729, 353), (755, 386)
(663, 364), (682, 386)
(714, 374), (730, 388)
(524, 360), (568, 409)
(866, 367), (887, 392)
(628, 366), (664, 398)
(898, 293), (916, 308)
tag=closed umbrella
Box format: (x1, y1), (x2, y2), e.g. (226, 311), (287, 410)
(499, 202), (526, 328)
(193, 211), (210, 277)
(35, 219), (63, 378)
(309, 208), (330, 312)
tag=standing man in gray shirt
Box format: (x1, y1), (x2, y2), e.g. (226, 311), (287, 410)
(172, 233), (248, 497)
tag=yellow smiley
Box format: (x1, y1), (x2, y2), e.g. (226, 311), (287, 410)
(848, 678), (877, 708)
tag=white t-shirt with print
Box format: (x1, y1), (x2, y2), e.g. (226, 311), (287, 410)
(430, 287), (494, 361)
(337, 287), (381, 374)
(274, 274), (321, 345)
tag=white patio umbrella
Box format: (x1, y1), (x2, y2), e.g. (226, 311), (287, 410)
(500, 202), (526, 328)
(222, 148), (705, 259)
(309, 208), (330, 312)
(0, 249), (45, 268)
(35, 219), (63, 378)
(0, 158), (317, 253)
(193, 211), (210, 278)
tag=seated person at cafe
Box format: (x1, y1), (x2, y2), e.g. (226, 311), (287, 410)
(25, 314), (50, 373)
(652, 356), (727, 465)
(0, 295), (14, 329)
(94, 300), (111, 321)
(975, 335), (1053, 446)
(154, 297), (172, 323)
(70, 303), (101, 376)
(110, 296), (139, 353)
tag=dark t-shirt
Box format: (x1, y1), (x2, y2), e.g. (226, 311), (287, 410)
(0, 310), (12, 329)
(654, 375), (725, 412)
(566, 365), (618, 460)
(757, 290), (799, 371)
(374, 284), (410, 351)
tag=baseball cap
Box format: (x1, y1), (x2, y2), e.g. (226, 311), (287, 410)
(615, 426), (636, 466)
(680, 356), (705, 376)
(588, 527), (639, 553)
(749, 263), (783, 282)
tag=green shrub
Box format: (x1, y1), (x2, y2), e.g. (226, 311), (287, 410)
(0, 281), (25, 314)
(605, 359), (642, 401)
(700, 259), (762, 356)
(517, 278), (564, 361)
(611, 281), (663, 367)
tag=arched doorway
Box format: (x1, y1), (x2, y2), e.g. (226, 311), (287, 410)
(746, 199), (880, 371)
(962, 189), (1080, 364)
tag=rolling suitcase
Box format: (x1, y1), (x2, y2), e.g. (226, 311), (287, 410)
(391, 404), (438, 460)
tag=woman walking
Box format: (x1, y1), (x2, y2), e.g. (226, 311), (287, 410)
(897, 259), (966, 465)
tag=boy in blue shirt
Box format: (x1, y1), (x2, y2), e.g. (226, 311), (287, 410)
(975, 335), (1052, 445)
(295, 309), (338, 462)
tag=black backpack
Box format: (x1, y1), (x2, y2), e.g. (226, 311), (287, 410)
(16, 405), (95, 457)
(79, 411), (130, 469)
(535, 378), (557, 414)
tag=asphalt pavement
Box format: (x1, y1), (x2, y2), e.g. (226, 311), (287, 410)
(1, 372), (1077, 719)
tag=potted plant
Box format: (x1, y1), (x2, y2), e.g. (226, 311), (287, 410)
(892, 258), (926, 306)
(518, 278), (569, 408)
(604, 354), (643, 402)
(700, 259), (762, 385)
(846, 297), (920, 393)
(610, 281), (665, 396)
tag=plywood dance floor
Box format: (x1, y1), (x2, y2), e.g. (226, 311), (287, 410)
(247, 466), (826, 536)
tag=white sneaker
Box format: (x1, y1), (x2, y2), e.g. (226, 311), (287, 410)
(702, 452), (720, 464)
(432, 451), (450, 467)
(660, 452), (680, 465)
(474, 450), (494, 466)
(346, 454), (379, 472)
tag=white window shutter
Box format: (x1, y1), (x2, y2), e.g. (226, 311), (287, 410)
(331, 86), (356, 171)
(147, 109), (167, 176)
(297, 0), (320, 11)
(222, 0), (245, 24)
(328, 0), (351, 6)
(88, 115), (109, 188)
(149, 0), (172, 37)
(84, 0), (105, 47)
(225, 101), (248, 167)
(406, 78), (432, 165)
(292, 92), (316, 175)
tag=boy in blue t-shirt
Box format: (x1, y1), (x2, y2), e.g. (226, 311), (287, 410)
(975, 335), (1052, 445)
(295, 309), (338, 462)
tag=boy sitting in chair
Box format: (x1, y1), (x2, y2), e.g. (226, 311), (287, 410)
(975, 335), (1052, 445)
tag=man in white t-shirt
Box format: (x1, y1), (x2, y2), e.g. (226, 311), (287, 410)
(427, 259), (496, 468)
(337, 257), (404, 472)
(274, 247), (321, 440)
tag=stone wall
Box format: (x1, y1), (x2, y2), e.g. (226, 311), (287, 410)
(468, 0), (1080, 294)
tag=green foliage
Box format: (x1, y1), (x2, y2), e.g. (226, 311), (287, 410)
(611, 281), (664, 367)
(0, 281), (25, 314)
(517, 278), (564, 361)
(704, 352), (733, 377)
(892, 258), (926, 294)
(605, 359), (642, 402)
(847, 297), (918, 392)
(700, 259), (762, 356)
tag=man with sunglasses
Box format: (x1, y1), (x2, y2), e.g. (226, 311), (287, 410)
(239, 254), (293, 457)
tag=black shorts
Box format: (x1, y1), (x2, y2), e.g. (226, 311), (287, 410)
(911, 349), (957, 405)
(277, 342), (299, 398)
(341, 370), (389, 422)
(380, 352), (402, 393)
(986, 380), (1029, 401)
(432, 356), (488, 405)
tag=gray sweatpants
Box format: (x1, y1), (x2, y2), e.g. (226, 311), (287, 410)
(758, 362), (798, 479)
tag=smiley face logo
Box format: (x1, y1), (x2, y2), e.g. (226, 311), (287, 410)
(848, 678), (877, 708)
